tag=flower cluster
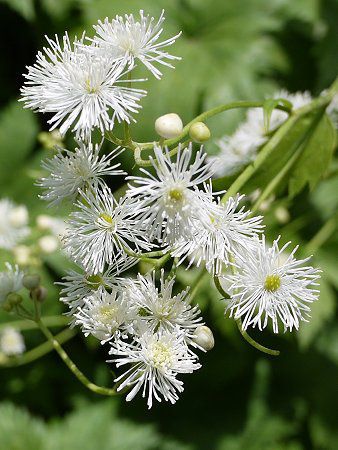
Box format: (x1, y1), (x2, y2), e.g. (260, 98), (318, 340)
(14, 10), (322, 409)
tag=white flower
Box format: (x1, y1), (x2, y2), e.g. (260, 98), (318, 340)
(209, 129), (261, 178)
(0, 327), (25, 356)
(90, 10), (181, 79)
(110, 329), (201, 408)
(59, 256), (136, 317)
(209, 90), (312, 178)
(20, 33), (146, 139)
(0, 263), (24, 303)
(63, 185), (151, 274)
(74, 288), (135, 342)
(127, 143), (215, 244)
(223, 236), (321, 333)
(38, 142), (125, 206)
(172, 188), (264, 275)
(38, 235), (59, 254)
(0, 199), (29, 250)
(126, 270), (203, 343)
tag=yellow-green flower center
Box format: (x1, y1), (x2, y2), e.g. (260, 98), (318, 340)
(264, 274), (281, 292)
(151, 342), (172, 368)
(85, 78), (98, 94)
(169, 188), (184, 202)
(98, 305), (118, 324)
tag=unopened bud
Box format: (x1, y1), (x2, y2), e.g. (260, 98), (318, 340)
(23, 274), (41, 290)
(9, 206), (28, 227)
(193, 325), (215, 351)
(2, 300), (13, 312)
(30, 286), (47, 303)
(38, 235), (59, 254)
(189, 122), (211, 143)
(6, 292), (23, 306)
(155, 113), (183, 139)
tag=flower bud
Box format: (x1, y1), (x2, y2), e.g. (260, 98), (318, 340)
(155, 113), (183, 139)
(6, 292), (23, 306)
(189, 122), (211, 143)
(192, 325), (215, 351)
(9, 206), (28, 227)
(2, 300), (13, 312)
(38, 235), (59, 254)
(30, 286), (48, 303)
(23, 274), (41, 290)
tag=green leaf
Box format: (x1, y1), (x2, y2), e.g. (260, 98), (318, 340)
(288, 114), (337, 197)
(297, 277), (336, 349)
(0, 0), (35, 21)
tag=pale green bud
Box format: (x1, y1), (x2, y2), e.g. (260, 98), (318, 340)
(23, 274), (41, 290)
(189, 122), (211, 143)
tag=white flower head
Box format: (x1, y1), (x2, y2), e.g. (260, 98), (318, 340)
(127, 143), (215, 244)
(0, 263), (24, 303)
(172, 188), (264, 275)
(223, 236), (321, 333)
(38, 142), (125, 207)
(126, 270), (203, 343)
(59, 256), (136, 317)
(110, 329), (201, 408)
(0, 199), (29, 250)
(63, 186), (151, 274)
(75, 288), (136, 342)
(20, 33), (146, 139)
(0, 327), (25, 356)
(91, 10), (181, 79)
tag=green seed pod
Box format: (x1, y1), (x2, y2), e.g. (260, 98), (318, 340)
(23, 274), (41, 290)
(2, 300), (13, 312)
(6, 292), (23, 306)
(189, 122), (211, 143)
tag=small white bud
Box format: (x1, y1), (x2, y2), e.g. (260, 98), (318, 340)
(36, 214), (53, 230)
(189, 122), (211, 143)
(38, 235), (59, 254)
(0, 327), (25, 356)
(192, 325), (215, 351)
(13, 245), (31, 266)
(275, 206), (290, 224)
(155, 113), (183, 139)
(9, 206), (28, 227)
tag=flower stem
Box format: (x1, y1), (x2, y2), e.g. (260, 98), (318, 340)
(306, 212), (338, 254)
(0, 328), (76, 367)
(36, 318), (117, 396)
(235, 319), (280, 356)
(0, 315), (70, 331)
(213, 277), (280, 356)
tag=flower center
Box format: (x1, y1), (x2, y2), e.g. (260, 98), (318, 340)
(98, 213), (115, 230)
(151, 342), (173, 369)
(98, 305), (118, 325)
(169, 188), (184, 202)
(264, 274), (281, 292)
(85, 78), (98, 94)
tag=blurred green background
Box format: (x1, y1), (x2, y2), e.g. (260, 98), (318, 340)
(0, 0), (338, 449)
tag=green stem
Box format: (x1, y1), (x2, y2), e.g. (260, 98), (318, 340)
(222, 92), (334, 204)
(213, 277), (280, 356)
(189, 268), (209, 302)
(306, 212), (338, 254)
(235, 319), (280, 356)
(0, 328), (76, 367)
(0, 315), (70, 331)
(134, 140), (190, 167)
(137, 101), (290, 152)
(250, 141), (306, 214)
(36, 319), (117, 396)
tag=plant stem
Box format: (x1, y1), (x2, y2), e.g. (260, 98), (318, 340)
(0, 315), (70, 331)
(306, 212), (338, 254)
(0, 328), (76, 367)
(213, 277), (280, 356)
(137, 101), (290, 152)
(36, 319), (117, 396)
(235, 319), (280, 356)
